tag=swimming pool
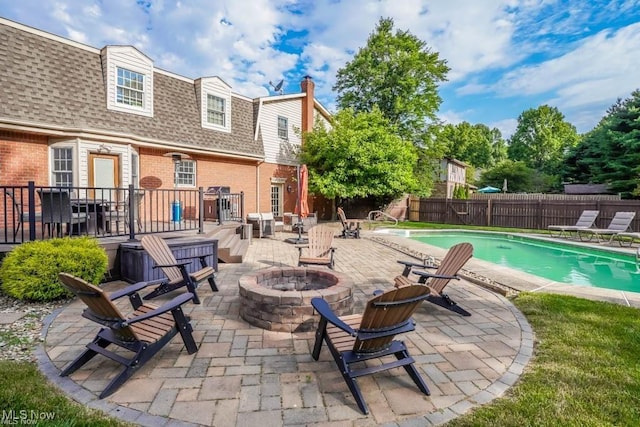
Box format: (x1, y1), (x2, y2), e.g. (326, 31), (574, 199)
(407, 231), (640, 293)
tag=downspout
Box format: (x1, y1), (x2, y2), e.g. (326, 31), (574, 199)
(256, 161), (263, 212)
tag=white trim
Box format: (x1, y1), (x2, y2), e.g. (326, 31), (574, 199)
(257, 93), (305, 103)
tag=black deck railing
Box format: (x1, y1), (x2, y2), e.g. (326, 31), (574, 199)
(1, 182), (244, 244)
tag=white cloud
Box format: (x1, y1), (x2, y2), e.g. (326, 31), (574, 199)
(489, 118), (518, 139)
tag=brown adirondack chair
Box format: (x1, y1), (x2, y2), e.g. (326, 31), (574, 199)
(337, 207), (361, 238)
(140, 235), (218, 304)
(297, 225), (336, 269)
(398, 242), (474, 316)
(311, 276), (432, 414)
(57, 273), (198, 399)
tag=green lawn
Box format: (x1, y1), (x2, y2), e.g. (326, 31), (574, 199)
(447, 293), (640, 426)
(0, 360), (131, 426)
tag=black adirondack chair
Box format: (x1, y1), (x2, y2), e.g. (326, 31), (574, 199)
(311, 276), (431, 414)
(57, 273), (198, 398)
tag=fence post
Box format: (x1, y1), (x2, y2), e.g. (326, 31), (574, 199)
(240, 191), (245, 224)
(27, 181), (37, 241)
(487, 199), (491, 226)
(217, 190), (222, 226)
(128, 184), (136, 241)
(198, 187), (204, 234)
(537, 199), (542, 229)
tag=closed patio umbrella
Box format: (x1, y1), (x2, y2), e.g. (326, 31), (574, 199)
(295, 164), (309, 220)
(287, 164), (310, 244)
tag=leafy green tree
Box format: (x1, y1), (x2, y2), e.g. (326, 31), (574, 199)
(300, 107), (419, 206)
(508, 105), (580, 174)
(491, 127), (508, 164)
(437, 122), (507, 168)
(333, 17), (450, 145)
(479, 160), (535, 193)
(563, 90), (640, 197)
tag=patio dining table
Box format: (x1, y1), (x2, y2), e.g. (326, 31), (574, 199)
(72, 198), (115, 234)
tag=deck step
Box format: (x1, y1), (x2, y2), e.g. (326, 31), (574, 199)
(206, 223), (248, 263)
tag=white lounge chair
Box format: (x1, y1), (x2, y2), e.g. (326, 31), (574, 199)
(548, 210), (599, 238)
(576, 212), (636, 243)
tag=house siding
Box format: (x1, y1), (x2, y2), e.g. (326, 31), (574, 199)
(261, 99), (302, 165)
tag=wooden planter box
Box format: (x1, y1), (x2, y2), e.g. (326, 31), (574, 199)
(119, 237), (218, 283)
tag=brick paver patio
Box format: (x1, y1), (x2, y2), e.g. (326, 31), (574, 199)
(38, 229), (533, 426)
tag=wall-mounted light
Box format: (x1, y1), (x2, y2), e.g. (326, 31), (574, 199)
(287, 185), (293, 193)
(163, 152), (191, 163)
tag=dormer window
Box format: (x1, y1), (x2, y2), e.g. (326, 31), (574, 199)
(197, 77), (232, 133)
(102, 45), (153, 117)
(117, 67), (144, 107)
(207, 95), (226, 126)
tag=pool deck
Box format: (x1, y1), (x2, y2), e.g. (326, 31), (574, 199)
(36, 226), (639, 426)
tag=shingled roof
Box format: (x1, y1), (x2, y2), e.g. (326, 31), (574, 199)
(0, 20), (264, 159)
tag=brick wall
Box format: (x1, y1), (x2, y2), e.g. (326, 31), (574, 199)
(0, 131), (49, 184)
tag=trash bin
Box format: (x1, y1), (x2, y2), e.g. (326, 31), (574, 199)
(171, 200), (182, 222)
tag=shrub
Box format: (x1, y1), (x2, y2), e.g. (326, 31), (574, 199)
(0, 237), (108, 301)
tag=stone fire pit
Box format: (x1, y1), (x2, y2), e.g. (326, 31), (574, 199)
(238, 267), (353, 332)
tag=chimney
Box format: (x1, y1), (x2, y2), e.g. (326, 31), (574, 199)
(301, 75), (315, 133)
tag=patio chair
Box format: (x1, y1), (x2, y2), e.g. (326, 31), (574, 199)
(103, 190), (145, 234)
(576, 211), (636, 243)
(4, 190), (41, 238)
(611, 231), (640, 247)
(397, 242), (474, 316)
(57, 273), (198, 399)
(337, 207), (361, 238)
(311, 276), (432, 414)
(37, 188), (89, 236)
(140, 235), (218, 304)
(547, 210), (600, 238)
(297, 225), (336, 269)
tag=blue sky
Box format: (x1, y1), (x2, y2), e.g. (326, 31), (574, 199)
(1, 0), (639, 138)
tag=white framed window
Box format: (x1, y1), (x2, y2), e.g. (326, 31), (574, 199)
(175, 160), (196, 187)
(207, 94), (226, 126)
(270, 184), (283, 217)
(278, 116), (288, 140)
(199, 77), (232, 132)
(104, 46), (153, 117)
(52, 147), (74, 187)
(117, 67), (144, 107)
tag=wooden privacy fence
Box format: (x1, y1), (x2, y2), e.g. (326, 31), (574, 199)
(409, 197), (640, 232)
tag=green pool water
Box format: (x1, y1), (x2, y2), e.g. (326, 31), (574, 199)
(409, 231), (640, 293)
